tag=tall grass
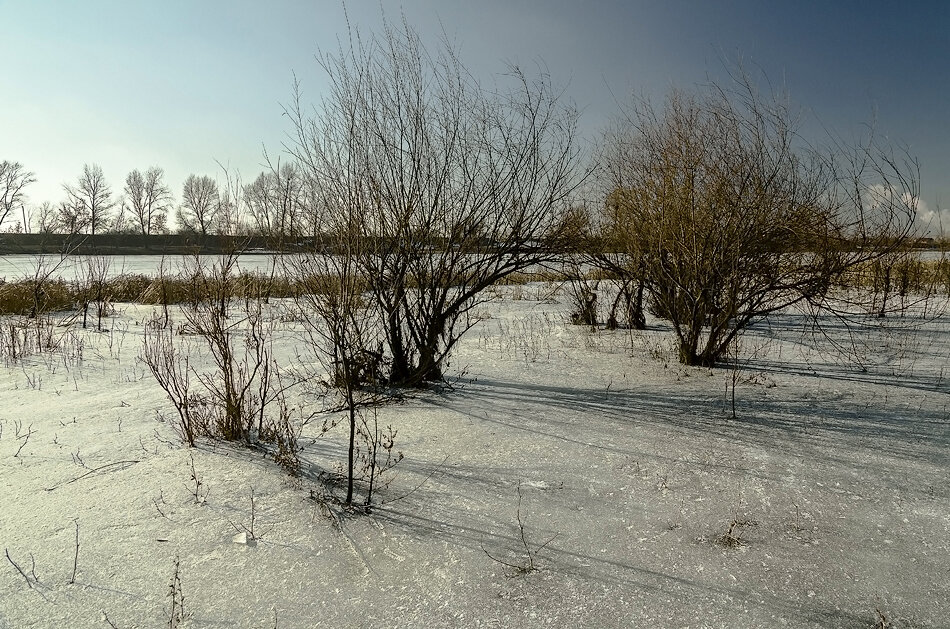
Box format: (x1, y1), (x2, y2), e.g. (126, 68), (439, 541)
(0, 271), (302, 316)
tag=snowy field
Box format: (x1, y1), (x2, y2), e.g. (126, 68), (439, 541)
(1, 283), (948, 628)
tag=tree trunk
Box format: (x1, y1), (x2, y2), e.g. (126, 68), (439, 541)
(878, 265), (891, 318)
(345, 391), (356, 506)
(632, 280), (646, 329)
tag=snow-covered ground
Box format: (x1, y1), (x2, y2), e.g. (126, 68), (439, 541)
(1, 283), (948, 628)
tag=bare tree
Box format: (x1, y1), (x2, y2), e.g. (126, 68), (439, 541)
(125, 167), (172, 235)
(75, 256), (113, 330)
(287, 230), (390, 506)
(31, 201), (57, 234)
(177, 174), (219, 236)
(599, 75), (918, 366)
(142, 322), (199, 446)
(109, 196), (136, 234)
(63, 163), (115, 236)
(213, 168), (246, 237)
(287, 19), (586, 386)
(181, 254), (272, 442)
(245, 161), (304, 244)
(1, 161), (37, 230)
(56, 199), (89, 235)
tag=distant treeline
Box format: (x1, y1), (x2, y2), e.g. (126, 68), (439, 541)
(0, 233), (285, 256)
(0, 231), (941, 257)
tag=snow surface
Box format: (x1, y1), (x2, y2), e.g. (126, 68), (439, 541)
(1, 282), (948, 628)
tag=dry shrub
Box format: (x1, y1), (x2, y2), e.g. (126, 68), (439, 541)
(138, 277), (196, 305)
(0, 317), (83, 365)
(104, 274), (154, 302)
(142, 257), (299, 476)
(0, 279), (73, 316)
(495, 269), (567, 286)
(600, 75), (917, 366)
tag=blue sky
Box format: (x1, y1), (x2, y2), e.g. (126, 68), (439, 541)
(1, 1), (947, 227)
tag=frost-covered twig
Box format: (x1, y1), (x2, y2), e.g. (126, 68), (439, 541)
(186, 451), (208, 504)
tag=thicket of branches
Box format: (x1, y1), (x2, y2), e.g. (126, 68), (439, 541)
(285, 229), (401, 507)
(285, 18), (586, 386)
(142, 254), (296, 467)
(592, 74), (919, 366)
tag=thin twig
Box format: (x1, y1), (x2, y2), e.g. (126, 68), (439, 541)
(378, 455), (448, 506)
(168, 555), (184, 628)
(14, 425), (33, 457)
(482, 547), (530, 573)
(4, 548), (33, 589)
(102, 611), (120, 629)
(44, 460), (140, 492)
(69, 518), (79, 584)
(482, 480), (559, 576)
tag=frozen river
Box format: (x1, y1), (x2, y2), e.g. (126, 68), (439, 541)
(0, 253), (282, 280)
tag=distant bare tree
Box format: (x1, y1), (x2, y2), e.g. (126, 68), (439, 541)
(214, 174), (245, 237)
(63, 163), (115, 235)
(33, 201), (57, 234)
(178, 174), (219, 236)
(125, 166), (172, 235)
(0, 161), (37, 228)
(109, 197), (136, 234)
(75, 256), (114, 330)
(56, 199), (90, 235)
(244, 161), (304, 243)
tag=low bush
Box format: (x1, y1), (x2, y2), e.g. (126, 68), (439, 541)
(0, 278), (73, 316)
